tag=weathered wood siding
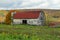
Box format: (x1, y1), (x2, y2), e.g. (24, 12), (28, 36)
(13, 19), (42, 25)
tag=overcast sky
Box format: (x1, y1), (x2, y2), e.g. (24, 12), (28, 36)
(0, 0), (60, 10)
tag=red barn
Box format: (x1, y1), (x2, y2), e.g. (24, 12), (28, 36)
(11, 10), (45, 25)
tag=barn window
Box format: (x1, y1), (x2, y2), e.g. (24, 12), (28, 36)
(29, 21), (33, 23)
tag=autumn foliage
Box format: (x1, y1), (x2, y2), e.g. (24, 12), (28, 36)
(5, 10), (16, 24)
(5, 12), (11, 24)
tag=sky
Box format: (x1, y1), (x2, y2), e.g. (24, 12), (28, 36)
(0, 0), (60, 10)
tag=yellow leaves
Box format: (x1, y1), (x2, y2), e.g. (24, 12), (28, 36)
(0, 17), (5, 22)
(0, 10), (11, 24)
(0, 10), (9, 23)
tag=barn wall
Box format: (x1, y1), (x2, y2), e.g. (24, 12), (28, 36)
(27, 19), (41, 25)
(13, 19), (22, 24)
(13, 19), (42, 25)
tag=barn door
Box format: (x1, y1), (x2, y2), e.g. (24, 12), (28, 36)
(22, 20), (27, 24)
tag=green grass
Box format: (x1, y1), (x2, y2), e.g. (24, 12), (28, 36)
(0, 24), (60, 40)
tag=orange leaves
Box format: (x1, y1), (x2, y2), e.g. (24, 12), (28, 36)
(5, 12), (11, 24)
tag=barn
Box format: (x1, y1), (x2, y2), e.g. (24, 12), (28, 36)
(12, 10), (45, 25)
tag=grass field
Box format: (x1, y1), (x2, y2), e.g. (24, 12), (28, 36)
(0, 24), (60, 40)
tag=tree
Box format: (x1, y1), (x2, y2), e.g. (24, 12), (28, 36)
(5, 10), (16, 24)
(5, 12), (11, 24)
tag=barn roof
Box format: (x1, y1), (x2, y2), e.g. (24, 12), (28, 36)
(13, 11), (41, 19)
